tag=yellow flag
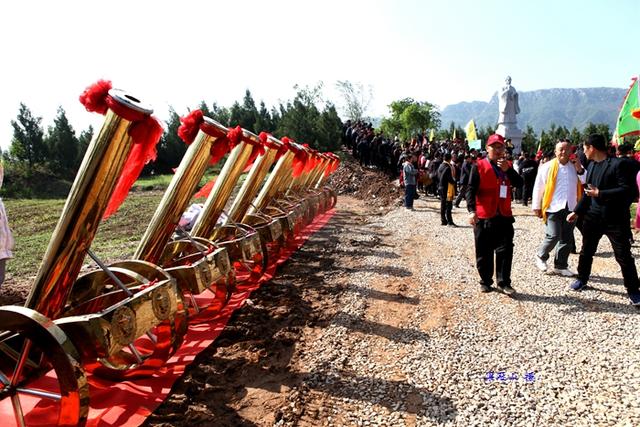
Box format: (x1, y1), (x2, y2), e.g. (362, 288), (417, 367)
(464, 119), (478, 141)
(429, 129), (435, 142)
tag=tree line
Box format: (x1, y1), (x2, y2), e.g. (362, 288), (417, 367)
(4, 84), (343, 197)
(442, 121), (614, 154)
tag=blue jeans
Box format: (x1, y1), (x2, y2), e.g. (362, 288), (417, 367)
(405, 184), (416, 208)
(537, 208), (575, 269)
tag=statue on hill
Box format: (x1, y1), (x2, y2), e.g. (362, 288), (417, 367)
(496, 76), (523, 154)
(498, 76), (520, 126)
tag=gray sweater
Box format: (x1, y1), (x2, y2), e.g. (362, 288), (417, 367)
(403, 162), (418, 186)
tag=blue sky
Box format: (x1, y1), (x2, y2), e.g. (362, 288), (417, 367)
(0, 0), (638, 148)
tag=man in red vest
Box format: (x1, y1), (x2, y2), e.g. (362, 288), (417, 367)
(466, 134), (524, 294)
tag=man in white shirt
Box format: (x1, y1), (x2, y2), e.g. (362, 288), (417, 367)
(532, 140), (586, 276)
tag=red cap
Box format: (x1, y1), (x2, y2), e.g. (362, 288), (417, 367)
(487, 134), (505, 146)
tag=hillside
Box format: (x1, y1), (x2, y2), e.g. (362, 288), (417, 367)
(440, 87), (627, 132)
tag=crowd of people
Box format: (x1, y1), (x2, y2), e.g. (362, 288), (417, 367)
(342, 120), (640, 306)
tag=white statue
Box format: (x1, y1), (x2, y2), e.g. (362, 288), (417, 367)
(498, 76), (520, 125)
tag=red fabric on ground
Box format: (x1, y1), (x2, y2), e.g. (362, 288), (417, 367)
(0, 209), (335, 426)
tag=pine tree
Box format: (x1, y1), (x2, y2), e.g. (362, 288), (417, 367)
(46, 106), (78, 177)
(75, 125), (94, 172)
(255, 101), (275, 133)
(210, 102), (230, 126)
(9, 103), (47, 172)
(153, 108), (186, 174)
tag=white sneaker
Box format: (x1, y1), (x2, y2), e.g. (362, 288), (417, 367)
(535, 255), (547, 272)
(553, 267), (577, 277)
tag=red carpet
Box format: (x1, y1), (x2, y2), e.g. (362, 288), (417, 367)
(0, 209), (335, 426)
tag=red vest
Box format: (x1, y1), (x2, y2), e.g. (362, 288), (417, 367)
(475, 158), (513, 219)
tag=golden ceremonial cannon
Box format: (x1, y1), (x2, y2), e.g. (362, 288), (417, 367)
(0, 85), (184, 425)
(0, 89), (342, 426)
(134, 115), (236, 325)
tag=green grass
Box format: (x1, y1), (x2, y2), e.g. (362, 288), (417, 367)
(4, 192), (164, 280)
(132, 167), (223, 191)
(4, 167), (251, 283)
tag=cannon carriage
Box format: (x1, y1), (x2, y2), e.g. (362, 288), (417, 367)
(0, 84), (339, 426)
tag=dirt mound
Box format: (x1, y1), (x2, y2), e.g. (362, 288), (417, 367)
(328, 150), (402, 209)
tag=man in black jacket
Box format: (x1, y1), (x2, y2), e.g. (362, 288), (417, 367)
(438, 153), (457, 226)
(454, 154), (474, 208)
(567, 134), (640, 305)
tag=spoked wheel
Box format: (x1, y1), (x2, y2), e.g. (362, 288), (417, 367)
(65, 261), (187, 380)
(243, 213), (284, 270)
(273, 199), (305, 239)
(214, 224), (268, 287)
(161, 238), (233, 323)
(324, 186), (337, 210)
(0, 306), (89, 427)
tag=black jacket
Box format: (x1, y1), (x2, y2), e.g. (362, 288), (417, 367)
(459, 161), (472, 185)
(574, 157), (634, 222)
(437, 162), (456, 190)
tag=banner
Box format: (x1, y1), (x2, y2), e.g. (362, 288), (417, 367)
(468, 140), (482, 150)
(464, 119), (478, 141)
(617, 77), (640, 139)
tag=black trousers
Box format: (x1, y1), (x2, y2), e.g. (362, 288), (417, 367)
(474, 216), (515, 287)
(439, 188), (453, 224)
(577, 213), (640, 294)
(522, 180), (534, 205)
(454, 184), (467, 207)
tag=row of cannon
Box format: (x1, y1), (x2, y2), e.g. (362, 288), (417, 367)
(0, 83), (339, 426)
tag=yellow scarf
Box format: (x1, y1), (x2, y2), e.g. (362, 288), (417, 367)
(541, 158), (583, 222)
(446, 162), (456, 201)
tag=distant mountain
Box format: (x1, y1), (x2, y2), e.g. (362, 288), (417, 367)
(440, 87), (627, 132)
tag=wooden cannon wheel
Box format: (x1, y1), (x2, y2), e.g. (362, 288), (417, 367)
(213, 224), (268, 286)
(0, 306), (89, 426)
(161, 238), (233, 323)
(65, 261), (188, 380)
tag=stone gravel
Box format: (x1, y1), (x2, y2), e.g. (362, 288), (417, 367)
(277, 195), (640, 427)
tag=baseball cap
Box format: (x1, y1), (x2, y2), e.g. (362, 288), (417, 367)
(487, 134), (505, 146)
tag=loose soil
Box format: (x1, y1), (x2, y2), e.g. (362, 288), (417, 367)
(145, 196), (388, 426)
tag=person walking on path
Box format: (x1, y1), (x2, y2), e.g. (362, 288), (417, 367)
(403, 153), (418, 210)
(466, 134), (523, 294)
(438, 153), (457, 226)
(454, 154), (474, 208)
(567, 134), (640, 305)
(532, 140), (586, 276)
(520, 153), (538, 206)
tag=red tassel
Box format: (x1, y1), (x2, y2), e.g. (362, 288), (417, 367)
(278, 136), (292, 159)
(292, 150), (308, 178)
(103, 115), (163, 219)
(193, 177), (217, 199)
(227, 125), (244, 149)
(242, 143), (265, 173)
(304, 149), (318, 174)
(79, 79), (164, 220)
(79, 79), (112, 114)
(178, 109), (204, 144)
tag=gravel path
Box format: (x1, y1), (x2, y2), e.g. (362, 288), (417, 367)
(279, 195), (640, 426)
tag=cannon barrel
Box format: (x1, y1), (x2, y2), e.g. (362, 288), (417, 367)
(134, 117), (228, 264)
(26, 90), (154, 319)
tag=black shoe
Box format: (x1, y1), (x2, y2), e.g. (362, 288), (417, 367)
(447, 223), (458, 227)
(479, 284), (492, 293)
(441, 222), (448, 226)
(498, 284), (516, 295)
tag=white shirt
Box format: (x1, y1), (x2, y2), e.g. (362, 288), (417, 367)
(532, 160), (586, 212)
